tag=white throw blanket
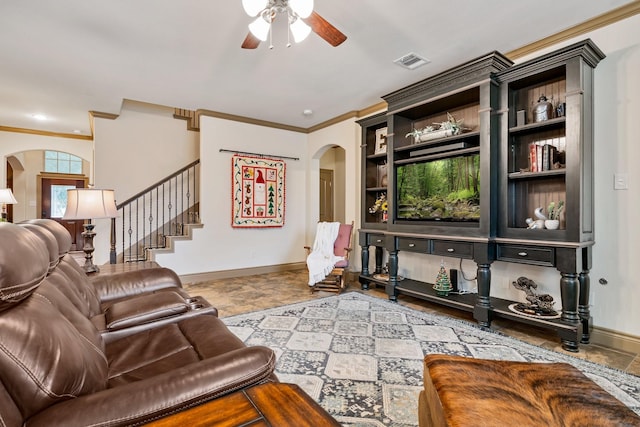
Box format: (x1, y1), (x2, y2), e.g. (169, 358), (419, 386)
(307, 222), (344, 286)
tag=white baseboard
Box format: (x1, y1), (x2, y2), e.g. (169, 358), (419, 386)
(179, 262), (307, 284)
(590, 326), (640, 355)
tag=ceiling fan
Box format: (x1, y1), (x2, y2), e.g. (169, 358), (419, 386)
(241, 0), (347, 49)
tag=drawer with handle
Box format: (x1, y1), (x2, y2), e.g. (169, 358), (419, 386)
(367, 234), (386, 246)
(397, 237), (429, 253)
(431, 240), (474, 258)
(497, 245), (555, 266)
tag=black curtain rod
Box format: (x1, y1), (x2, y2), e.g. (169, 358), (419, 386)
(219, 149), (299, 161)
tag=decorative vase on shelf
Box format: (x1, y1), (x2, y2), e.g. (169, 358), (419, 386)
(533, 95), (553, 122)
(544, 219), (560, 230)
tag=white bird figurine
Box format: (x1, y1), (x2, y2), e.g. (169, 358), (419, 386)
(534, 207), (547, 220)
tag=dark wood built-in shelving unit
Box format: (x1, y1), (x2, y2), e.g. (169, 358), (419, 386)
(357, 40), (604, 352)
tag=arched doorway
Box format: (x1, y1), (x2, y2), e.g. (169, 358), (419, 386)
(5, 150), (90, 249)
(318, 145), (346, 223)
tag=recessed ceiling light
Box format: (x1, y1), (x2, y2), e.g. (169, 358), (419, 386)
(31, 113), (48, 121)
(303, 109), (313, 116)
(72, 129), (82, 134)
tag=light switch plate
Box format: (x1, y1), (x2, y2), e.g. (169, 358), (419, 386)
(614, 173), (628, 190)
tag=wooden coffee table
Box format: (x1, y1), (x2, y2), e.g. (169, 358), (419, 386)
(146, 382), (340, 427)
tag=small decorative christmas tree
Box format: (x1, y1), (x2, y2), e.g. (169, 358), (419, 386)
(433, 261), (453, 296)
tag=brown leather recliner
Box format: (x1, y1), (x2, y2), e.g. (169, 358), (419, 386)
(0, 222), (277, 427)
(18, 219), (218, 342)
(20, 219), (197, 306)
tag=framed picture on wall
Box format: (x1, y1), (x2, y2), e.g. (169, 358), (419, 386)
(374, 127), (388, 155)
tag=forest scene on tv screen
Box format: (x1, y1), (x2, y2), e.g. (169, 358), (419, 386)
(396, 154), (480, 222)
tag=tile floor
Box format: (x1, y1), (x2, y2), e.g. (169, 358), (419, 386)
(184, 269), (640, 376)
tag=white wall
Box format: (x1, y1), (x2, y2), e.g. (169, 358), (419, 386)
(154, 114), (360, 278)
(92, 100), (199, 263)
(93, 100), (199, 202)
(154, 115), (308, 275)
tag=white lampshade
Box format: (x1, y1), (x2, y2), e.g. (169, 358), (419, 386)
(249, 15), (271, 41)
(0, 188), (17, 204)
(242, 0), (268, 17)
(63, 188), (117, 220)
(289, 0), (313, 18)
(290, 18), (311, 43)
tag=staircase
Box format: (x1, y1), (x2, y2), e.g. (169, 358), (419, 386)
(109, 160), (200, 264)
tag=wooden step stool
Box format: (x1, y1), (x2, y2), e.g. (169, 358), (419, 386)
(419, 354), (640, 427)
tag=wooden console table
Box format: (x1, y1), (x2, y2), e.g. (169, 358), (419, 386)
(359, 229), (592, 352)
(146, 382), (340, 427)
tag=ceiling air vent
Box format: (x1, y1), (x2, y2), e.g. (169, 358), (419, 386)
(393, 52), (430, 70)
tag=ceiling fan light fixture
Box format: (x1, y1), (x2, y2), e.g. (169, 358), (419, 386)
(289, 17), (311, 43)
(249, 15), (271, 41)
(288, 0), (313, 19)
(242, 0), (268, 17)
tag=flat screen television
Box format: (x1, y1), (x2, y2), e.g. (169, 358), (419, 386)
(396, 153), (480, 222)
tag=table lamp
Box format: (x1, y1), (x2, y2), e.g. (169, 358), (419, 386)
(63, 188), (117, 273)
(0, 188), (18, 222)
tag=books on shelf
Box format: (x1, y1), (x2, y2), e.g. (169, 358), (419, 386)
(528, 138), (564, 172)
(529, 143), (538, 172)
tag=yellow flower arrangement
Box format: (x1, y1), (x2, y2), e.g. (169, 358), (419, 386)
(369, 193), (388, 214)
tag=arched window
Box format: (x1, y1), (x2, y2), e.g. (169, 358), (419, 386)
(44, 150), (83, 174)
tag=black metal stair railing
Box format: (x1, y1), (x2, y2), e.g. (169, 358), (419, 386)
(109, 160), (200, 264)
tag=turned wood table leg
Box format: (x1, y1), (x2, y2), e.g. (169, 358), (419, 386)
(578, 269), (591, 344)
(360, 244), (370, 290)
(374, 246), (383, 274)
(474, 263), (492, 327)
(559, 272), (581, 352)
(386, 249), (398, 302)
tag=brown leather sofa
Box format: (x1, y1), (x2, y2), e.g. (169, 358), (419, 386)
(0, 221), (277, 427)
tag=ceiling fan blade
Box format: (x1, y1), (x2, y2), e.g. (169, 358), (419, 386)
(303, 11), (347, 47)
(241, 32), (261, 49)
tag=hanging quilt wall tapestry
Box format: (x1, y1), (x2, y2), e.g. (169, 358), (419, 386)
(231, 155), (286, 228)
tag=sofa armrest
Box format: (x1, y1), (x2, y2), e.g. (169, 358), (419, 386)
(25, 346), (277, 427)
(104, 291), (189, 330)
(91, 267), (183, 303)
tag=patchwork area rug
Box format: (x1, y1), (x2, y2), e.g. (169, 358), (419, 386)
(222, 292), (640, 426)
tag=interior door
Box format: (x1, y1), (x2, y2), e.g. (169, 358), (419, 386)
(41, 177), (87, 250)
(319, 169), (334, 222)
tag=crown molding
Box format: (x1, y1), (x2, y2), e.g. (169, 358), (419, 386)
(173, 108), (200, 131)
(506, 1), (640, 60)
(176, 101), (388, 134)
(306, 102), (389, 133)
(195, 109), (308, 133)
(89, 111), (119, 120)
(0, 125), (92, 141)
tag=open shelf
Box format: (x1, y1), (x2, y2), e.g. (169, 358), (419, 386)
(508, 116), (565, 135)
(508, 169), (566, 180)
